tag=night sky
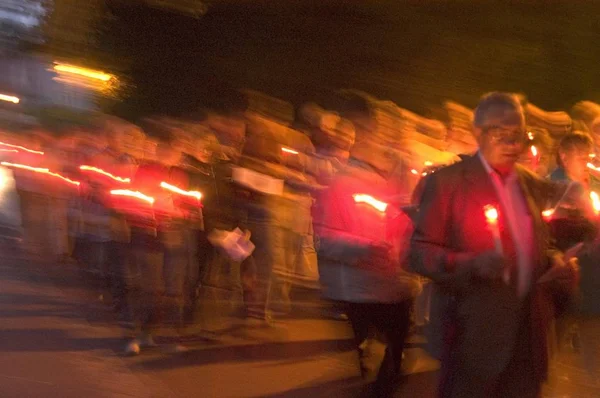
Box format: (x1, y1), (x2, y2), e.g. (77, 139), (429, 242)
(98, 1), (600, 120)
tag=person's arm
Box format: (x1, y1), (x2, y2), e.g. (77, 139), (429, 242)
(410, 171), (497, 291)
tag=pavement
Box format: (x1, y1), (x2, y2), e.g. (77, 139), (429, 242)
(0, 243), (599, 397)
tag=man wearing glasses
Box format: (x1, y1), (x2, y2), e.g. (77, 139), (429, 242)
(410, 92), (579, 397)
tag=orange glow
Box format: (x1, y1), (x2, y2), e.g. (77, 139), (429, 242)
(80, 165), (131, 183)
(353, 194), (388, 212)
(0, 162), (80, 186)
(110, 189), (154, 204)
(281, 147), (299, 155)
(53, 64), (112, 82)
(531, 145), (538, 157)
(0, 93), (19, 104)
(424, 161), (433, 166)
(411, 169), (418, 175)
(0, 142), (44, 155)
(160, 181), (202, 200)
(527, 131), (534, 140)
(484, 205), (499, 224)
(542, 209), (555, 219)
(590, 153), (596, 159)
(590, 191), (600, 215)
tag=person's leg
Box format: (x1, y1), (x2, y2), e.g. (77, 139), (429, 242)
(127, 230), (164, 355)
(243, 221), (276, 321)
(345, 302), (372, 377)
(375, 301), (413, 389)
(161, 229), (187, 343)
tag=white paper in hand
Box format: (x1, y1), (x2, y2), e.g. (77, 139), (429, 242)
(208, 227), (255, 262)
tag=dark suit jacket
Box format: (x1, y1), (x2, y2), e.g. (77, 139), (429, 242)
(410, 154), (572, 383)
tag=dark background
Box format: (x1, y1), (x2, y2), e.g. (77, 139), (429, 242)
(84, 1), (600, 120)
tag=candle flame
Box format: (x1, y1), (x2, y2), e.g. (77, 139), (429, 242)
(531, 145), (538, 157)
(424, 161), (433, 166)
(110, 189), (155, 204)
(0, 93), (19, 104)
(590, 153), (596, 158)
(588, 162), (600, 172)
(54, 64), (113, 82)
(422, 172), (428, 177)
(160, 181), (202, 200)
(527, 131), (534, 140)
(0, 142), (44, 155)
(542, 209), (555, 219)
(0, 162), (79, 186)
(80, 165), (131, 183)
(590, 191), (600, 214)
(281, 147), (299, 155)
(484, 205), (499, 223)
(411, 169), (418, 175)
(353, 194), (388, 212)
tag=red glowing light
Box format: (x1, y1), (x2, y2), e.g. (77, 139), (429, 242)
(80, 165), (131, 183)
(110, 189), (155, 204)
(353, 193), (388, 212)
(0, 142), (43, 155)
(160, 181), (202, 200)
(0, 162), (79, 186)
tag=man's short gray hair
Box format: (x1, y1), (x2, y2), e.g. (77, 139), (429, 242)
(473, 92), (524, 128)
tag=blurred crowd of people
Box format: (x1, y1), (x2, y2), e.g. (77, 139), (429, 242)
(0, 90), (599, 397)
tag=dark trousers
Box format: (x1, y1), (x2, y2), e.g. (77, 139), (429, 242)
(439, 304), (541, 398)
(106, 240), (136, 324)
(345, 300), (413, 386)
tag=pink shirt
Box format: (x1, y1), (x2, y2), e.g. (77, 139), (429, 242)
(479, 153), (536, 296)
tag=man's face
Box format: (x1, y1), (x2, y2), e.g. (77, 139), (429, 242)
(478, 123), (527, 173)
(560, 146), (591, 181)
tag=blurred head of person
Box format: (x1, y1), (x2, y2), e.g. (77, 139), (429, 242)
(557, 132), (594, 183)
(142, 137), (158, 163)
(350, 137), (399, 178)
(155, 139), (182, 167)
(193, 132), (219, 164)
(474, 92), (527, 175)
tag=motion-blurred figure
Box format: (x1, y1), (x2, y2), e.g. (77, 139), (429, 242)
(314, 136), (420, 396)
(411, 93), (579, 397)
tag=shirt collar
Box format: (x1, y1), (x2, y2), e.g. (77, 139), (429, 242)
(477, 151), (518, 183)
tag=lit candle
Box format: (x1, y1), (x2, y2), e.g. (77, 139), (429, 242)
(484, 205), (508, 283)
(530, 145), (539, 171)
(80, 165), (131, 183)
(281, 147), (299, 155)
(353, 193), (388, 212)
(110, 189), (155, 204)
(590, 191), (600, 216)
(542, 209), (555, 221)
(160, 181), (202, 203)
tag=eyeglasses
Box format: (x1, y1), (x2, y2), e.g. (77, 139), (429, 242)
(482, 126), (527, 146)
